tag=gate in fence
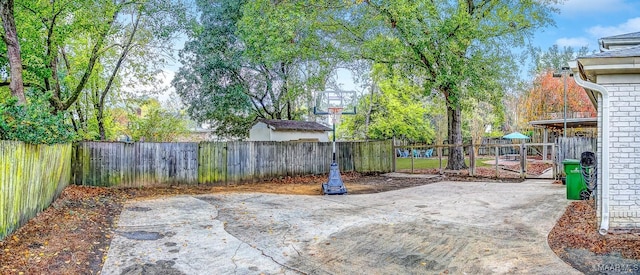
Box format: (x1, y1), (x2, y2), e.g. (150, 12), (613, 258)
(393, 142), (558, 179)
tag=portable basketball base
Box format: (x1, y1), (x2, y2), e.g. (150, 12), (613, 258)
(322, 162), (347, 195)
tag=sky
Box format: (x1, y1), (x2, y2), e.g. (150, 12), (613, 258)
(539, 0), (640, 51)
(155, 0), (640, 104)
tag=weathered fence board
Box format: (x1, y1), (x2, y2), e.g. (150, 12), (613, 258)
(556, 137), (596, 163)
(74, 140), (393, 187)
(74, 142), (198, 187)
(198, 142), (227, 184)
(1, 142), (71, 240)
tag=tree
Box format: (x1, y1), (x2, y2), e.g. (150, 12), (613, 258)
(521, 45), (596, 123)
(530, 44), (590, 74)
(173, 0), (337, 138)
(0, 0), (191, 143)
(312, 0), (558, 169)
(0, 0), (25, 104)
(464, 99), (498, 157)
(128, 98), (189, 142)
(93, 0), (190, 140)
(339, 64), (435, 142)
(521, 70), (596, 123)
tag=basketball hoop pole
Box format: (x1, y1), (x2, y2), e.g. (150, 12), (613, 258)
(332, 122), (336, 163)
(316, 106), (350, 195)
(329, 107), (342, 164)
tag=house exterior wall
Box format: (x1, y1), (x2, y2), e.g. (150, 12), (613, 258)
(597, 74), (640, 230)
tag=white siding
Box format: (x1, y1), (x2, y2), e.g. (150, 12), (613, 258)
(270, 131), (329, 142)
(248, 122), (330, 142)
(249, 122), (272, 141)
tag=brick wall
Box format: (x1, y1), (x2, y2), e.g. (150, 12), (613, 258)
(599, 76), (640, 230)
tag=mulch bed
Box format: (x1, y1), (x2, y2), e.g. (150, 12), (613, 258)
(0, 187), (126, 274)
(548, 200), (640, 273)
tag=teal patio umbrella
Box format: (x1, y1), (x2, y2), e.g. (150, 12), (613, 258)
(503, 132), (530, 140)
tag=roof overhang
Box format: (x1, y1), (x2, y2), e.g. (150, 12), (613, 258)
(569, 60), (599, 109)
(577, 56), (640, 76)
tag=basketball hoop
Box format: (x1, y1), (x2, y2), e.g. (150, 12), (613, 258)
(328, 107), (344, 124)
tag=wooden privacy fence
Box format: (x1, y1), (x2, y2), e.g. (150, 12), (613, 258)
(556, 137), (596, 176)
(556, 137), (596, 163)
(73, 142), (199, 187)
(74, 140), (393, 187)
(1, 141), (72, 240)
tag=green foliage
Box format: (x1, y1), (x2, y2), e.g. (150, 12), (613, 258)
(313, 0), (558, 169)
(172, 0), (259, 138)
(530, 44), (591, 74)
(339, 64), (435, 143)
(173, 0), (337, 138)
(0, 0), (193, 144)
(0, 95), (75, 144)
(127, 99), (189, 142)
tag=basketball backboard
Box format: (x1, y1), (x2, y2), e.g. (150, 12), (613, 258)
(313, 90), (357, 115)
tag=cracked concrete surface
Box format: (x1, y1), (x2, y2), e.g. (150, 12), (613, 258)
(101, 180), (580, 274)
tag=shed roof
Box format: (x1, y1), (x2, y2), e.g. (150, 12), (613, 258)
(258, 119), (332, 132)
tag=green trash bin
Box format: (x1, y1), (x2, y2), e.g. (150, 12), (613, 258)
(563, 159), (586, 200)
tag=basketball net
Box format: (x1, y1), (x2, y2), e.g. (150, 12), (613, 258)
(327, 107), (344, 124)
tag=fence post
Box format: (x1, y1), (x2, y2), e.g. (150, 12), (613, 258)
(410, 146), (414, 174)
(495, 146), (499, 178)
(392, 142), (397, 172)
(438, 145), (443, 174)
(470, 141), (475, 176)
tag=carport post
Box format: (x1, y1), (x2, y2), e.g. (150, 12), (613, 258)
(542, 129), (549, 161)
(520, 143), (526, 178)
(552, 144), (557, 179)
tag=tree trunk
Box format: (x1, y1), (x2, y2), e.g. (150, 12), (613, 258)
(0, 0), (25, 104)
(446, 100), (467, 170)
(364, 83), (375, 140)
(98, 9), (141, 140)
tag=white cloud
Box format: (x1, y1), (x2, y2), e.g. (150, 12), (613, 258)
(555, 37), (591, 47)
(587, 17), (640, 38)
(556, 0), (631, 14)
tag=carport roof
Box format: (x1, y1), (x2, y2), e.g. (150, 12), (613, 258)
(529, 117), (597, 129)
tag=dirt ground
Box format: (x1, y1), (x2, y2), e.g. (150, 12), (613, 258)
(397, 162), (553, 179)
(1, 172), (638, 274)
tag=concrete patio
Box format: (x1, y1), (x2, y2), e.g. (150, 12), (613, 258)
(102, 179), (579, 274)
